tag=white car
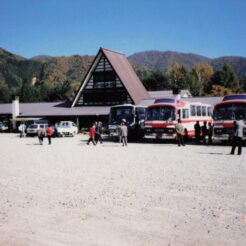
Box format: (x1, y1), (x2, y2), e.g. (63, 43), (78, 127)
(0, 122), (8, 132)
(56, 121), (78, 137)
(26, 124), (48, 136)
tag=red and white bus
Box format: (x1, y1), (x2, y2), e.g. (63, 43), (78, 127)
(213, 94), (246, 141)
(144, 98), (213, 140)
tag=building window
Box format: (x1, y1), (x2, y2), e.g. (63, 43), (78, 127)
(93, 71), (116, 82)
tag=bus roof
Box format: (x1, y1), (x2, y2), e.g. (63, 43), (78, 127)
(148, 99), (212, 109)
(154, 98), (176, 104)
(214, 94), (246, 108)
(223, 94), (246, 102)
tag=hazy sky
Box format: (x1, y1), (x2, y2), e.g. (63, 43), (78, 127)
(1, 0), (246, 58)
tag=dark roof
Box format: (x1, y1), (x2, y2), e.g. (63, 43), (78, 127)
(102, 48), (149, 104)
(71, 48), (149, 106)
(0, 102), (110, 117)
(0, 95), (224, 117)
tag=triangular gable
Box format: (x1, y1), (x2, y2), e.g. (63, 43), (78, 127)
(102, 48), (149, 104)
(71, 48), (149, 107)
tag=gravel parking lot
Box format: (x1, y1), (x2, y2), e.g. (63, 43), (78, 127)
(0, 133), (245, 246)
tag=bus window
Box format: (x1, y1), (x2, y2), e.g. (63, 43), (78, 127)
(197, 106), (201, 116)
(207, 107), (212, 116)
(190, 105), (196, 116)
(182, 109), (189, 119)
(202, 106), (206, 116)
(136, 107), (146, 121)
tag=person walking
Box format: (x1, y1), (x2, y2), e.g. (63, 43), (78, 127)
(95, 121), (103, 144)
(208, 122), (213, 145)
(46, 125), (53, 145)
(37, 125), (46, 145)
(119, 119), (128, 146)
(201, 121), (208, 145)
(230, 116), (245, 155)
(175, 119), (185, 147)
(87, 123), (96, 145)
(194, 121), (201, 144)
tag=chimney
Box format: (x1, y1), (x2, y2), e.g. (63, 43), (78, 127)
(172, 88), (180, 95)
(12, 96), (20, 130)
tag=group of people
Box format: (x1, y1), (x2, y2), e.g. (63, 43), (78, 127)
(175, 120), (213, 147)
(19, 118), (244, 154)
(37, 125), (53, 145)
(194, 121), (213, 145)
(87, 121), (103, 145)
(175, 117), (244, 155)
(87, 120), (128, 147)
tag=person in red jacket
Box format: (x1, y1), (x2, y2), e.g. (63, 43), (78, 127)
(87, 123), (96, 145)
(46, 124), (53, 145)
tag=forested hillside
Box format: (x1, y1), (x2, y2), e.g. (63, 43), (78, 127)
(0, 47), (246, 103)
(0, 48), (94, 103)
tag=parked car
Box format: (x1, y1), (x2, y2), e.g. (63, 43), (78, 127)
(26, 123), (48, 136)
(0, 122), (8, 132)
(55, 121), (78, 137)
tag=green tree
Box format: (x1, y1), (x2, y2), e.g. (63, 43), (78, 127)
(239, 76), (246, 92)
(142, 70), (170, 90)
(209, 85), (232, 96)
(222, 64), (239, 91)
(168, 63), (189, 90)
(0, 84), (11, 102)
(207, 64), (239, 93)
(192, 63), (213, 96)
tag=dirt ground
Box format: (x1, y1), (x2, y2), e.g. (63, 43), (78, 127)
(0, 133), (245, 246)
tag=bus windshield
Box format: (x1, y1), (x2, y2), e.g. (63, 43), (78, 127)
(110, 106), (134, 124)
(214, 103), (246, 120)
(146, 106), (176, 121)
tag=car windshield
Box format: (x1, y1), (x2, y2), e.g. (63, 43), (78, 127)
(58, 122), (70, 127)
(146, 106), (176, 121)
(214, 103), (246, 120)
(109, 106), (134, 124)
(29, 125), (38, 129)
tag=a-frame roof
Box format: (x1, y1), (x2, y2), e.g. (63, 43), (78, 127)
(71, 48), (149, 107)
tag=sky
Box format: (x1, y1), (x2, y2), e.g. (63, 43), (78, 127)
(0, 0), (246, 58)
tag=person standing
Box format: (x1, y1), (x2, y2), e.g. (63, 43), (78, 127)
(37, 125), (46, 145)
(18, 123), (26, 138)
(87, 123), (96, 145)
(119, 120), (128, 146)
(175, 119), (185, 147)
(194, 121), (201, 144)
(230, 116), (245, 155)
(201, 121), (208, 145)
(46, 125), (53, 145)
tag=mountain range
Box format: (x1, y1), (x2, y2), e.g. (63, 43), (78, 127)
(0, 48), (246, 88)
(128, 50), (246, 77)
